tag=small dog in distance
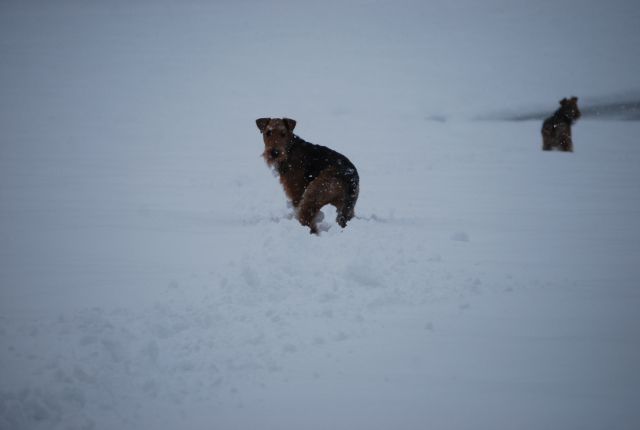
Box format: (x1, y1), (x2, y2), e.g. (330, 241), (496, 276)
(541, 96), (581, 152)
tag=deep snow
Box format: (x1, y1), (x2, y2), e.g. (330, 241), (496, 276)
(1, 1), (640, 429)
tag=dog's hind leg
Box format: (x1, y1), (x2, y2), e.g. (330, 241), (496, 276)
(541, 127), (553, 151)
(297, 197), (322, 235)
(336, 176), (359, 228)
(557, 124), (573, 152)
(297, 171), (343, 234)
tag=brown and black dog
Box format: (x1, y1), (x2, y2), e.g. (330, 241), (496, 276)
(256, 117), (359, 234)
(541, 96), (581, 152)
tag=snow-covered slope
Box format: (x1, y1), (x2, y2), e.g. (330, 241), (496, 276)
(1, 1), (639, 429)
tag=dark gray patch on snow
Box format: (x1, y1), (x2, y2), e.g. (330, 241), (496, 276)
(451, 231), (470, 242)
(425, 114), (448, 123)
(479, 92), (640, 121)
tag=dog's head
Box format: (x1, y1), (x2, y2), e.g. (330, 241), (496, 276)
(256, 117), (297, 166)
(559, 96), (581, 122)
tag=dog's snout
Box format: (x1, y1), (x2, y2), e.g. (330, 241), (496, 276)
(270, 149), (280, 158)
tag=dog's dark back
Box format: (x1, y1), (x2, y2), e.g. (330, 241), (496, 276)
(284, 136), (359, 216)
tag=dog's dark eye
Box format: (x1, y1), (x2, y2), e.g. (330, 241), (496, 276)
(270, 149), (280, 158)
(266, 130), (272, 137)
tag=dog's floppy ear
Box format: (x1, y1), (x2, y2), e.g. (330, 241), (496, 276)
(256, 118), (270, 132)
(283, 118), (297, 131)
(559, 98), (568, 106)
(570, 96), (578, 102)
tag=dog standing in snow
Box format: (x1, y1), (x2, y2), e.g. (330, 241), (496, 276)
(256, 117), (359, 234)
(541, 96), (581, 152)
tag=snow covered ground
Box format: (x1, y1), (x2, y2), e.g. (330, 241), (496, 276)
(1, 1), (640, 429)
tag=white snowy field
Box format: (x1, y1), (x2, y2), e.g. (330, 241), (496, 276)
(1, 1), (640, 429)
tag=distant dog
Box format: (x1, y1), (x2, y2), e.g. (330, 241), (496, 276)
(541, 96), (581, 152)
(256, 117), (359, 234)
